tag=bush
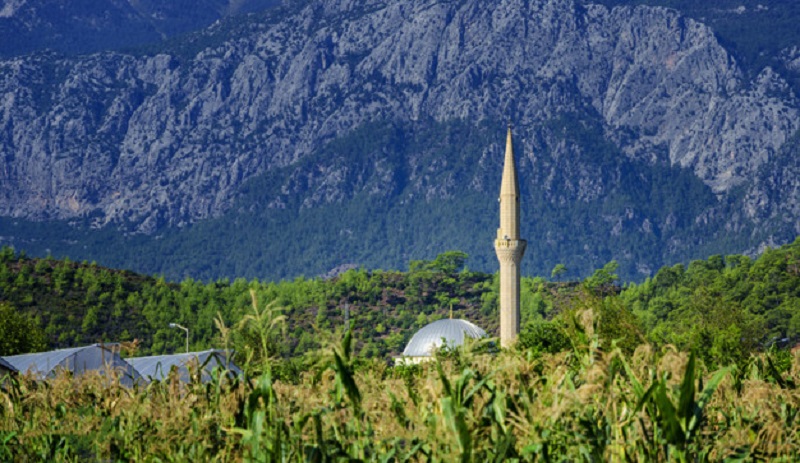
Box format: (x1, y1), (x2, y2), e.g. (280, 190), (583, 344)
(518, 320), (572, 354)
(0, 302), (46, 356)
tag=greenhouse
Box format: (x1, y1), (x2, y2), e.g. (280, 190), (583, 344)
(126, 350), (242, 383)
(1, 344), (144, 386)
(0, 357), (16, 376)
(399, 318), (487, 364)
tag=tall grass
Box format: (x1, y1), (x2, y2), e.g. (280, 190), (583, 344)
(2, 317), (800, 461)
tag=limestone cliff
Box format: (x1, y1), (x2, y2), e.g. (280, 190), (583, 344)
(0, 0), (798, 277)
(0, 0), (281, 57)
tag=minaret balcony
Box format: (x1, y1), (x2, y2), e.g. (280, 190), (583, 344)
(494, 239), (527, 262)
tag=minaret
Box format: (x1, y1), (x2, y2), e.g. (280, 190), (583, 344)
(494, 126), (526, 348)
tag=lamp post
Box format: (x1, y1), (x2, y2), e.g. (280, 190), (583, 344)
(169, 323), (189, 353)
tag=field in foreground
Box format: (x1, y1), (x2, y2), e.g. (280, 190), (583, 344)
(1, 239), (800, 460)
(2, 325), (799, 462)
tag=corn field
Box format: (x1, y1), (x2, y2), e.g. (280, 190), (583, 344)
(1, 332), (799, 461)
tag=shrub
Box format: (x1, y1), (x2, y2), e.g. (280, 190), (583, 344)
(518, 319), (572, 354)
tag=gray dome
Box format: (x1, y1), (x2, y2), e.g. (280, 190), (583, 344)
(402, 319), (487, 357)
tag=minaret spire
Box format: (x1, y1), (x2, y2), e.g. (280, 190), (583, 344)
(499, 125), (520, 239)
(494, 125), (526, 348)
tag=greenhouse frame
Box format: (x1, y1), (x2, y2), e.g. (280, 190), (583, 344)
(126, 350), (242, 383)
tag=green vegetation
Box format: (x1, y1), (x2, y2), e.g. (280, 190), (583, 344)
(0, 245), (503, 357)
(623, 242), (800, 368)
(2, 238), (800, 459)
(2, 307), (799, 460)
(0, 302), (46, 357)
(1, 236), (799, 367)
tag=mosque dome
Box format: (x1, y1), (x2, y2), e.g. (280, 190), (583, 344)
(402, 319), (487, 358)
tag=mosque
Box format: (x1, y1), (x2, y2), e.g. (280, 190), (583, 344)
(400, 127), (526, 362)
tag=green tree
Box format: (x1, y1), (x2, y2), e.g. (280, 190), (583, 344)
(429, 251), (468, 274)
(0, 245), (14, 263)
(551, 264), (567, 281)
(585, 260), (619, 295)
(0, 302), (46, 356)
(594, 296), (644, 355)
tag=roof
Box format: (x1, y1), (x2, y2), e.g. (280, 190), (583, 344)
(3, 346), (87, 377)
(126, 350), (242, 383)
(0, 357), (16, 374)
(402, 319), (487, 357)
(1, 344), (144, 386)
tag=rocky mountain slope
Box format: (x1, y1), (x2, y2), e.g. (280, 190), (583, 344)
(0, 0), (280, 57)
(0, 0), (798, 280)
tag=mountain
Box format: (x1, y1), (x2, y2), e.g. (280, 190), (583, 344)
(595, 1), (800, 83)
(0, 0), (281, 57)
(0, 0), (798, 281)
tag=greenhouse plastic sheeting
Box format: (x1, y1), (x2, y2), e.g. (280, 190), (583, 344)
(126, 350), (242, 383)
(0, 357), (16, 375)
(1, 344), (144, 387)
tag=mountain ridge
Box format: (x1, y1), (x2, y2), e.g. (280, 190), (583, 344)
(0, 0), (798, 280)
(0, 0), (282, 57)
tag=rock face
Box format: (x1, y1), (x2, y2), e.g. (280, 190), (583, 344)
(0, 0), (281, 57)
(0, 0), (798, 275)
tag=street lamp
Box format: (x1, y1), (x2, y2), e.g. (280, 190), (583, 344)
(169, 323), (189, 353)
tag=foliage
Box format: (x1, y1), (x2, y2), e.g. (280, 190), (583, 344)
(550, 263), (567, 281)
(2, 237), (800, 369)
(0, 239), (800, 459)
(584, 260), (620, 296)
(0, 302), (46, 356)
(230, 290), (287, 375)
(0, 247), (502, 358)
(410, 251), (469, 275)
(622, 237), (800, 368)
(597, 297), (645, 355)
(634, 351), (733, 461)
(2, 328), (800, 460)
(517, 319), (572, 355)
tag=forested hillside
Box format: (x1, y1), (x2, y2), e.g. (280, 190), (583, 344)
(3, 118), (731, 282)
(2, 239), (799, 369)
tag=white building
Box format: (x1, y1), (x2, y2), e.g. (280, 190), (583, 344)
(398, 319), (487, 364)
